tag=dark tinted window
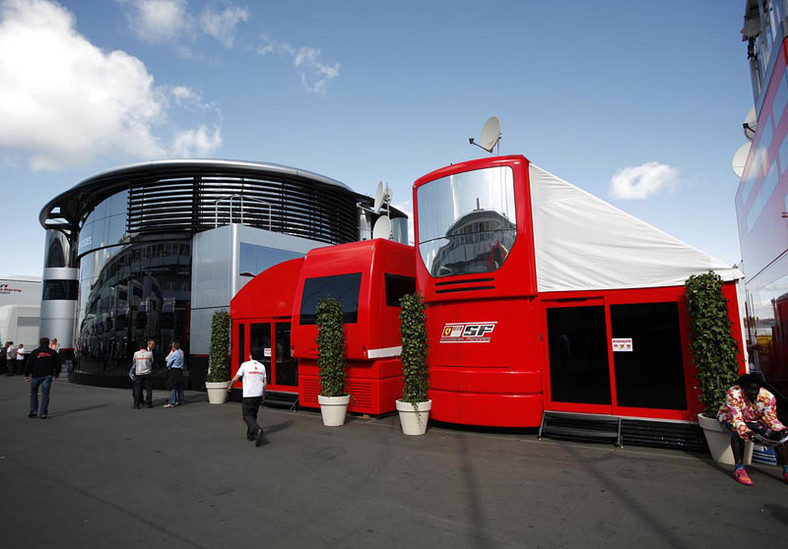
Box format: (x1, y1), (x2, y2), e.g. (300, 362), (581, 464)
(43, 280), (78, 301)
(547, 305), (610, 405)
(610, 302), (687, 410)
(384, 274), (416, 306)
(299, 273), (362, 325)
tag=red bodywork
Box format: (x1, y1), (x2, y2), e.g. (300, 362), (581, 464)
(231, 240), (415, 415)
(414, 155), (746, 427)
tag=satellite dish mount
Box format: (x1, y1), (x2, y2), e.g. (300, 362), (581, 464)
(469, 116), (502, 154)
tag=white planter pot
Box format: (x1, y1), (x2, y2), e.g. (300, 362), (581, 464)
(318, 394), (350, 426)
(396, 399), (432, 436)
(697, 413), (752, 465)
(205, 381), (230, 404)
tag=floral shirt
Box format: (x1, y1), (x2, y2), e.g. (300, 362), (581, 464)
(717, 385), (785, 438)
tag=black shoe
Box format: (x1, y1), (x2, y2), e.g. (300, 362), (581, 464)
(40, 415), (47, 419)
(255, 428), (268, 447)
(28, 413), (37, 418)
(146, 404), (153, 409)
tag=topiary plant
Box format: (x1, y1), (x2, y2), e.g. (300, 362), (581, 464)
(316, 297), (346, 397)
(207, 310), (231, 383)
(685, 271), (741, 417)
(399, 292), (429, 404)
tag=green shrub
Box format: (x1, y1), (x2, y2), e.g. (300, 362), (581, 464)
(316, 298), (347, 397)
(685, 272), (741, 417)
(207, 310), (231, 383)
(399, 292), (429, 403)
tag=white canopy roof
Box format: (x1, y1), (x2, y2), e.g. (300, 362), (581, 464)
(529, 164), (742, 292)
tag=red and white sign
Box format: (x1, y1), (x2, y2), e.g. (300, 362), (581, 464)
(612, 338), (633, 352)
(440, 322), (497, 343)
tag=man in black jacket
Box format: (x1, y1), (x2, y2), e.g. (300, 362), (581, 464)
(24, 337), (61, 419)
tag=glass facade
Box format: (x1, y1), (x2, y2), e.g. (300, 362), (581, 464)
(75, 238), (192, 384)
(40, 160), (398, 388)
(739, 2), (788, 398)
(417, 166), (517, 277)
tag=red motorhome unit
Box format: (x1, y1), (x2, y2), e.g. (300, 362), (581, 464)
(231, 239), (415, 415)
(292, 240), (415, 415)
(413, 155), (745, 428)
(231, 258), (304, 394)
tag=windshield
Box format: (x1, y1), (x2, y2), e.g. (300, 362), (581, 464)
(417, 166), (516, 277)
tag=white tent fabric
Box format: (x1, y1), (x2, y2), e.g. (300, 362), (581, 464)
(529, 164), (742, 292)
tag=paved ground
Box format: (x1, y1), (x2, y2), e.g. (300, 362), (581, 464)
(1, 377), (788, 548)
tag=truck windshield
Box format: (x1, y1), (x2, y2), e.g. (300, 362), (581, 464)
(417, 166), (516, 277)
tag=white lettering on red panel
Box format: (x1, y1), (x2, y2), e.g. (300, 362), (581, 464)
(440, 322), (497, 343)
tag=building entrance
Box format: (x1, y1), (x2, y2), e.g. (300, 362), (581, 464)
(544, 300), (612, 414)
(241, 321), (297, 392)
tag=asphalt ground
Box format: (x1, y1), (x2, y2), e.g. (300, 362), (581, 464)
(2, 377), (788, 549)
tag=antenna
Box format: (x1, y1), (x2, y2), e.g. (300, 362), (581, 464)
(743, 106), (757, 141)
(469, 116), (501, 154)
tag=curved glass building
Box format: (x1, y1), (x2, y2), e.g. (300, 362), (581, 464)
(39, 159), (407, 388)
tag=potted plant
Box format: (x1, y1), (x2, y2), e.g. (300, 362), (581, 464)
(686, 271), (750, 464)
(316, 297), (350, 426)
(396, 292), (431, 435)
(206, 310), (231, 404)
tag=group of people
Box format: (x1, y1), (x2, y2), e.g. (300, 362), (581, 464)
(1, 338), (61, 419)
(129, 339), (186, 409)
(1, 338), (60, 376)
(127, 340), (268, 447)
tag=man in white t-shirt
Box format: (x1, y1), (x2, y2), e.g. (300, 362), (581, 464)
(131, 340), (155, 409)
(227, 349), (268, 447)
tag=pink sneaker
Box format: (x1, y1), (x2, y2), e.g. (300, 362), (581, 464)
(734, 469), (753, 486)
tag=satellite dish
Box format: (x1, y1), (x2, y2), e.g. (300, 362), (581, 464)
(732, 142), (752, 177)
(373, 181), (384, 213)
(372, 215), (391, 240)
(743, 106), (757, 140)
(469, 116), (501, 153)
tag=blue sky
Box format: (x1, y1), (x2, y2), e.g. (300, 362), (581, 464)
(0, 0), (752, 277)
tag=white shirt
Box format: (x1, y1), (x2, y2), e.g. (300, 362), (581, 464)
(16, 347), (25, 360)
(237, 359), (267, 398)
(133, 349), (153, 375)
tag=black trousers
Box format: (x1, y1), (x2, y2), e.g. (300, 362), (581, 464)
(133, 374), (153, 406)
(242, 396), (262, 438)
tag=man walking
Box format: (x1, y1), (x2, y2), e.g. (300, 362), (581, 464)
(25, 337), (61, 419)
(227, 349), (268, 447)
(132, 340), (155, 409)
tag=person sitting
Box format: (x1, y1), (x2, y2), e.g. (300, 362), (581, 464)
(717, 373), (788, 485)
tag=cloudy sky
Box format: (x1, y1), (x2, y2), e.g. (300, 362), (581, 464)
(0, 0), (751, 276)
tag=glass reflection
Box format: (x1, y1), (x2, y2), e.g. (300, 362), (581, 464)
(417, 166), (516, 277)
(746, 256), (788, 398)
(74, 237), (191, 384)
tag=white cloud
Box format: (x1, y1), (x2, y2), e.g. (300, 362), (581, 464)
(122, 0), (249, 48)
(200, 5), (248, 48)
(171, 125), (221, 157)
(0, 0), (221, 171)
(122, 0), (187, 43)
(258, 38), (340, 96)
(608, 162), (677, 200)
